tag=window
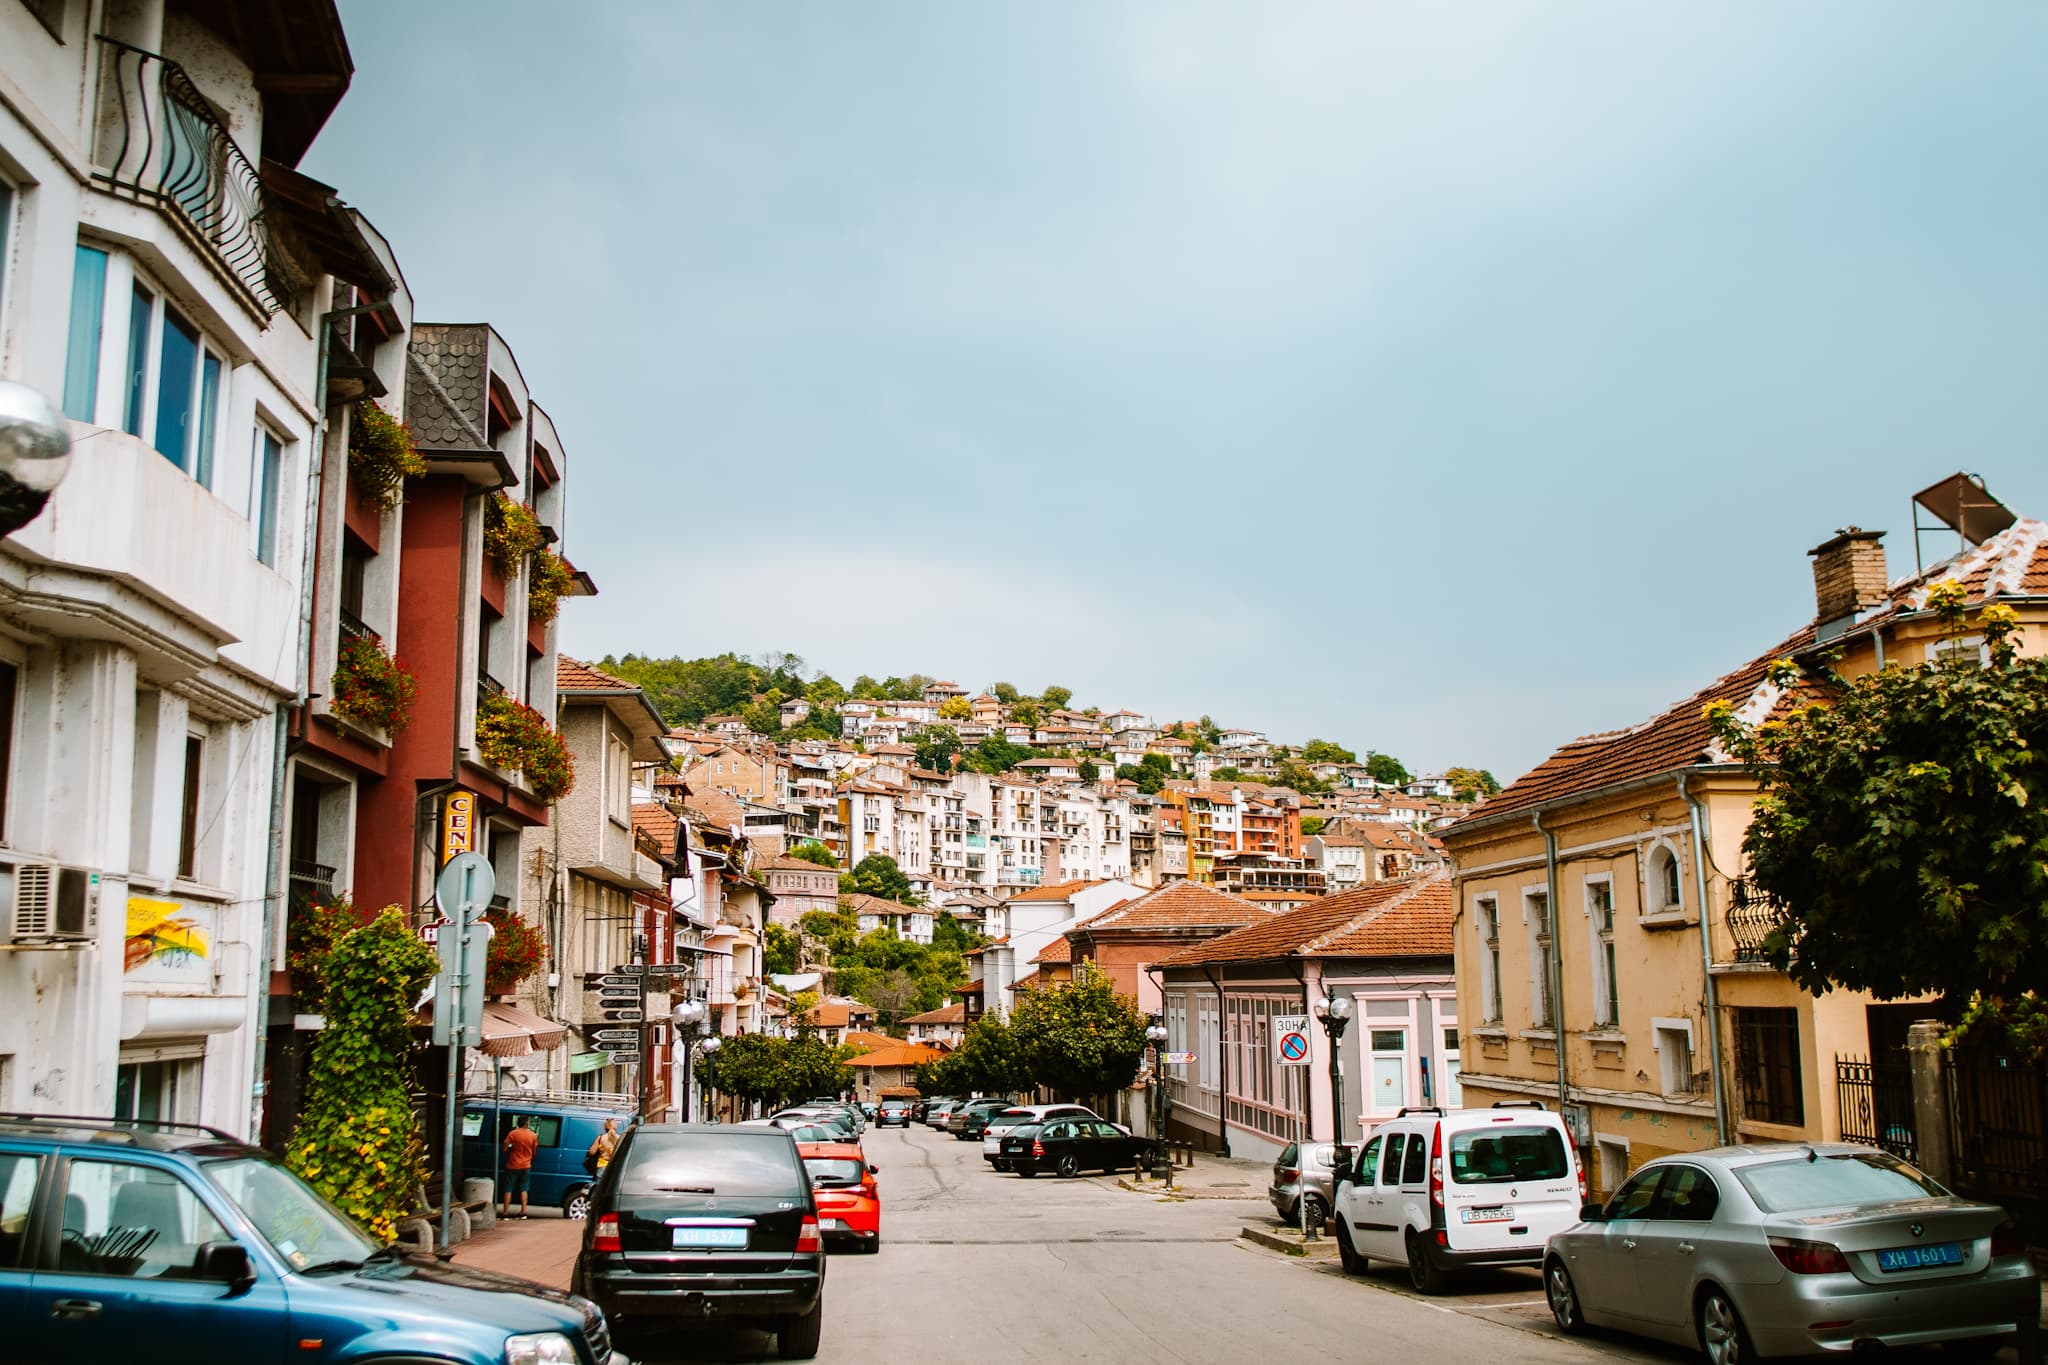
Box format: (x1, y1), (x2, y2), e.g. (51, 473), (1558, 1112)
(0, 1151), (40, 1269)
(1606, 1168), (1664, 1220)
(1526, 890), (1553, 1029)
(1476, 896), (1502, 1023)
(115, 1057), (197, 1123)
(0, 181), (12, 329)
(1735, 1150), (1944, 1213)
(1655, 1164), (1720, 1220)
(1400, 1132), (1429, 1184)
(57, 1160), (230, 1280)
(1647, 844), (1683, 915)
(1734, 1006), (1804, 1127)
(123, 282), (153, 435)
(1368, 1027), (1408, 1113)
(1653, 1018), (1695, 1097)
(1587, 878), (1618, 1027)
(1351, 1135), (1381, 1185)
(63, 245), (109, 420)
(177, 733), (202, 880)
(1378, 1134), (1406, 1186)
(251, 427), (282, 564)
(1594, 1136), (1629, 1196)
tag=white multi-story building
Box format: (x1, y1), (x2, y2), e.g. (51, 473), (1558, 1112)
(0, 0), (378, 1139)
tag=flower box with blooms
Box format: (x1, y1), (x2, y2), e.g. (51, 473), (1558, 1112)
(330, 633), (416, 734)
(475, 691), (576, 802)
(482, 907), (546, 995)
(347, 399), (426, 510)
(527, 547), (573, 627)
(483, 492), (544, 578)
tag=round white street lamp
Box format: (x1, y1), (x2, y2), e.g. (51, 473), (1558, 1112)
(0, 379), (74, 536)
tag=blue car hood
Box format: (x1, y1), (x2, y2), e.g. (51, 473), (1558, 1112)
(298, 1252), (591, 1338)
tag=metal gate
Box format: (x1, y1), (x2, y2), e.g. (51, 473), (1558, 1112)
(1835, 1055), (1917, 1163)
(1949, 1046), (2048, 1227)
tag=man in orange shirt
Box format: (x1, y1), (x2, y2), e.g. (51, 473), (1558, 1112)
(501, 1115), (539, 1219)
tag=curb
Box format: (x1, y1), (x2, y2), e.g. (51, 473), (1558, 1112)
(1239, 1225), (1340, 1259)
(1113, 1176), (1259, 1200)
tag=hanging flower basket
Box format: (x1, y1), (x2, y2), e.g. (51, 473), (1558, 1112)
(347, 400), (426, 510)
(483, 493), (545, 577)
(482, 906), (546, 995)
(527, 548), (574, 627)
(330, 633), (417, 734)
(476, 691), (576, 802)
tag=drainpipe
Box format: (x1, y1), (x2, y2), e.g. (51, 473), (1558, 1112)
(1532, 812), (1568, 1113)
(1678, 773), (1732, 1144)
(1202, 963), (1231, 1156)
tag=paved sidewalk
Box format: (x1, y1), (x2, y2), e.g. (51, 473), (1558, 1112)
(450, 1209), (582, 1289)
(1115, 1149), (1271, 1200)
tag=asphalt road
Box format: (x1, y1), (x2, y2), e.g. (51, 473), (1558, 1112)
(634, 1121), (1665, 1364)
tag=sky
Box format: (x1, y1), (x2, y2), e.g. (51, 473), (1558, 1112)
(305, 2), (2048, 783)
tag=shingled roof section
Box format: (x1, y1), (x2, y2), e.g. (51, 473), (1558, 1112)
(557, 656), (642, 692)
(631, 801), (679, 858)
(1153, 874), (1454, 969)
(405, 324), (491, 450)
(1079, 880), (1273, 933)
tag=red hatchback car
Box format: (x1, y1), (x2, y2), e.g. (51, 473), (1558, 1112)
(797, 1141), (881, 1253)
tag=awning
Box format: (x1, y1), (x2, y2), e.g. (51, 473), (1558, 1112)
(477, 1002), (568, 1058)
(569, 1051), (608, 1075)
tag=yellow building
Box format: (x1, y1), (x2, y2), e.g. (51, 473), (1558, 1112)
(1442, 500), (2048, 1198)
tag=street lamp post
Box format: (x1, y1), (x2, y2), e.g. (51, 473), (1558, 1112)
(1145, 1017), (1170, 1179)
(1312, 991), (1354, 1157)
(0, 380), (75, 536)
(674, 999), (710, 1122)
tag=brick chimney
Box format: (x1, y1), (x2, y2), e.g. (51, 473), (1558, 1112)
(1808, 526), (1889, 626)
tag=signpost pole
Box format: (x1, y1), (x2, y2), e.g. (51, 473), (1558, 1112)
(432, 850), (494, 1254)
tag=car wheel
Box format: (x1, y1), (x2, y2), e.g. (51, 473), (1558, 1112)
(1056, 1153), (1081, 1179)
(1404, 1230), (1447, 1295)
(862, 1232), (882, 1255)
(778, 1300), (824, 1360)
(1301, 1193), (1329, 1231)
(561, 1186), (592, 1221)
(1545, 1257), (1584, 1334)
(1696, 1285), (1753, 1365)
(992, 1159), (1009, 1172)
(1335, 1222), (1366, 1276)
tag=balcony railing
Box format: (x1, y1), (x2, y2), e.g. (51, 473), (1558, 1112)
(287, 858), (337, 911)
(1726, 878), (1788, 964)
(92, 38), (283, 315)
(478, 671), (505, 698)
(338, 609), (374, 646)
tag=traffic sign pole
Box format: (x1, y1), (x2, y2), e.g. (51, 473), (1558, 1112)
(433, 849), (495, 1253)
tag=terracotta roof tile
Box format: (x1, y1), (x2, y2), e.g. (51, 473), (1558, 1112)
(1033, 937), (1072, 964)
(556, 656), (641, 692)
(905, 1002), (965, 1025)
(1154, 874), (1453, 967)
(1078, 880), (1273, 933)
(630, 802), (679, 857)
(1007, 878), (1104, 902)
(846, 1041), (949, 1069)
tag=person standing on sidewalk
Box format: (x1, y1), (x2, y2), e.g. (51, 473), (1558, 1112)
(502, 1116), (539, 1219)
(586, 1118), (620, 1176)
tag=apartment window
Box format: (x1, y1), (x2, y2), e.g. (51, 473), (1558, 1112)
(114, 1056), (200, 1123)
(1647, 844), (1683, 915)
(1594, 1135), (1630, 1197)
(251, 427), (282, 564)
(177, 733), (202, 880)
(1653, 1018), (1695, 1097)
(1734, 1006), (1804, 1127)
(1587, 878), (1618, 1027)
(1476, 896), (1502, 1023)
(1526, 890), (1553, 1029)
(63, 245), (109, 420)
(123, 282), (153, 435)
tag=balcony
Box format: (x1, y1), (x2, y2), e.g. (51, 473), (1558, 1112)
(478, 671), (506, 698)
(338, 609), (374, 647)
(92, 38), (285, 315)
(1725, 878), (1788, 965)
(287, 859), (337, 912)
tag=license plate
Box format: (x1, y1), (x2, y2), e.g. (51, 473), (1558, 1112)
(819, 1218), (846, 1231)
(671, 1227), (748, 1249)
(1877, 1242), (1963, 1272)
(1461, 1205), (1513, 1223)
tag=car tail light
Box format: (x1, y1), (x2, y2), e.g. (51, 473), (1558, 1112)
(1576, 1163), (1587, 1204)
(1032, 1140), (1045, 1158)
(1769, 1237), (1849, 1275)
(1429, 1124), (1444, 1208)
(1280, 1167), (1300, 1183)
(796, 1215), (823, 1253)
(592, 1213), (621, 1253)
(1992, 1222), (2026, 1258)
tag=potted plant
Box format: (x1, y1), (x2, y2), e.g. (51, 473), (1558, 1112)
(483, 492), (544, 577)
(347, 399), (426, 509)
(527, 547), (574, 626)
(330, 633), (417, 734)
(475, 691), (576, 802)
(482, 907), (546, 996)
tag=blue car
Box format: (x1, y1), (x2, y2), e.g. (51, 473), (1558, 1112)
(0, 1112), (625, 1365)
(461, 1096), (637, 1221)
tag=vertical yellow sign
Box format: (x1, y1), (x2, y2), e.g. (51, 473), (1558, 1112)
(443, 790), (477, 864)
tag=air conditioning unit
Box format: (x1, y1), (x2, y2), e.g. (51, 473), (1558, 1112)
(4, 863), (99, 943)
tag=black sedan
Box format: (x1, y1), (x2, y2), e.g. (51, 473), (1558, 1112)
(999, 1118), (1148, 1178)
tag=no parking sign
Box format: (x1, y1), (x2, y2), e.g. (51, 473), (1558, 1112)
(1275, 1014), (1310, 1066)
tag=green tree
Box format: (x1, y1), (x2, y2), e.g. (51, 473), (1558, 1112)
(787, 841), (838, 868)
(927, 1014), (1032, 1096)
(850, 674), (883, 699)
(1272, 759), (1331, 794)
(1078, 758), (1100, 782)
(1041, 685), (1073, 710)
(1210, 766), (1247, 783)
(1366, 752), (1411, 786)
(1301, 738), (1357, 765)
(913, 724), (962, 773)
(1009, 698), (1043, 729)
(697, 1029), (856, 1108)
(741, 687), (785, 736)
(937, 695), (972, 720)
(1301, 815), (1326, 837)
(1444, 766), (1501, 799)
(931, 912), (981, 953)
(764, 921), (800, 976)
(991, 682), (1021, 704)
(1115, 752), (1175, 795)
(960, 736), (1033, 774)
(806, 675), (847, 706)
(597, 651), (811, 728)
(287, 909), (438, 1242)
(1707, 587), (2048, 1056)
(1011, 967), (1149, 1105)
(848, 854), (917, 903)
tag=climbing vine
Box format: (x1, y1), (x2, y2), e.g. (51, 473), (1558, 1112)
(284, 893), (370, 1014)
(286, 908), (438, 1242)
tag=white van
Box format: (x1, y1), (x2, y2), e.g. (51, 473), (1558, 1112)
(1330, 1101), (1585, 1293)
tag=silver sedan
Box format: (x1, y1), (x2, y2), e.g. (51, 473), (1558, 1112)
(1543, 1143), (2037, 1362)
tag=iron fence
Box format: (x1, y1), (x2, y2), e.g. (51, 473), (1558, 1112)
(1949, 1046), (2048, 1216)
(1725, 878), (1786, 964)
(1835, 1055), (1917, 1163)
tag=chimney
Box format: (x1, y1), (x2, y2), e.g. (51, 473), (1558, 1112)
(1808, 526), (1889, 629)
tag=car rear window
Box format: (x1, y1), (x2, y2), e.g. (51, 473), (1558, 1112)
(620, 1134), (802, 1198)
(1735, 1151), (1947, 1213)
(803, 1158), (866, 1188)
(988, 1111), (1032, 1127)
(1448, 1126), (1569, 1184)
(1005, 1123), (1042, 1139)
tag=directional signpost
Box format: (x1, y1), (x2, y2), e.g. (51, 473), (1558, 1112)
(1275, 1016), (1310, 1068)
(591, 1028), (639, 1043)
(1163, 1052), (1196, 1066)
(433, 850), (495, 1251)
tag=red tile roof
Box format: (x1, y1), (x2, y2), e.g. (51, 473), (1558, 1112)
(631, 802), (679, 857)
(1007, 878), (1103, 902)
(556, 656), (640, 692)
(1153, 874), (1453, 967)
(905, 1002), (965, 1025)
(847, 1041), (949, 1070)
(1077, 880), (1272, 934)
(1033, 936), (1072, 964)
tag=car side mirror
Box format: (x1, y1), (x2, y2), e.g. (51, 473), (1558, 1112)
(1579, 1202), (1607, 1221)
(867, 1163), (879, 1175)
(196, 1240), (256, 1294)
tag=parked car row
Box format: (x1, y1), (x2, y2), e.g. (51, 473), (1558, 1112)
(1307, 1103), (2039, 1362)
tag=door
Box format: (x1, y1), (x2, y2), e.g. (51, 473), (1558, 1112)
(23, 1157), (286, 1365)
(1356, 1133), (1411, 1260)
(1368, 1029), (1408, 1117)
(1336, 1136), (1380, 1234)
(1632, 1164), (1719, 1327)
(0, 1150), (45, 1328)
(1564, 1166), (1663, 1320)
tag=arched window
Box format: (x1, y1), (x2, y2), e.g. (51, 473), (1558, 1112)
(1648, 845), (1683, 914)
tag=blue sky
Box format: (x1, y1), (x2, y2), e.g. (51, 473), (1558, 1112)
(307, 2), (2048, 782)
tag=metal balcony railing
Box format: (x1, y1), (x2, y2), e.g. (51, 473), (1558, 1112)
(478, 671), (505, 698)
(92, 37), (283, 315)
(338, 609), (374, 646)
(287, 858), (336, 910)
(1726, 878), (1788, 964)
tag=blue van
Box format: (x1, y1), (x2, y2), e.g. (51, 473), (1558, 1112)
(460, 1095), (637, 1220)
